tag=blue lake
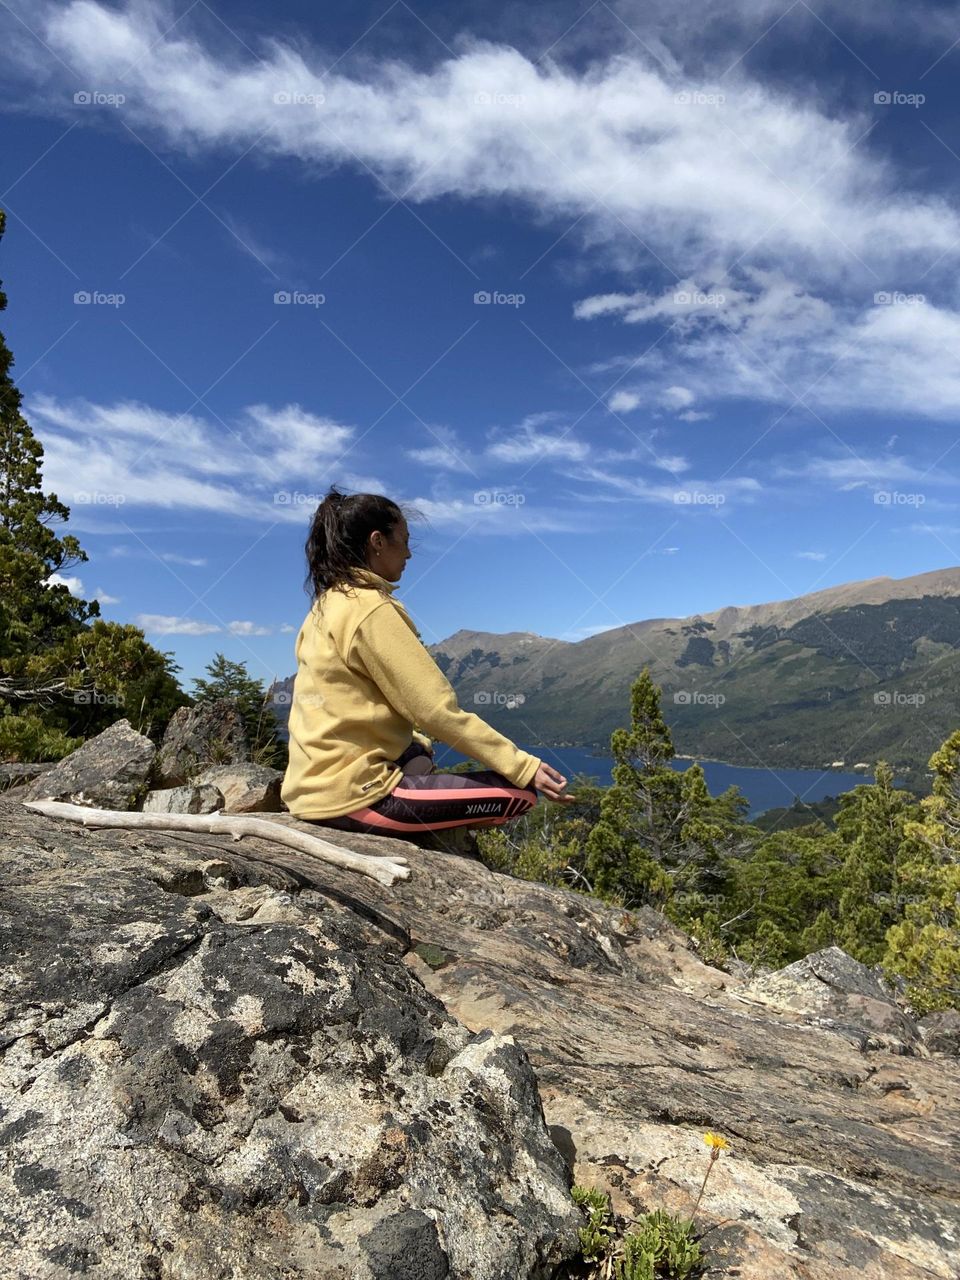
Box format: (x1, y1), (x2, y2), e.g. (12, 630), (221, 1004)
(429, 743), (902, 818)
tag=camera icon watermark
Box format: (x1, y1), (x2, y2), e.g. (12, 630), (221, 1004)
(473, 289), (526, 307)
(673, 689), (726, 706)
(273, 90), (325, 108)
(274, 491), (324, 506)
(873, 490), (925, 506)
(874, 291), (925, 305)
(675, 90), (725, 106)
(74, 490), (126, 506)
(674, 490), (725, 506)
(474, 489), (526, 506)
(674, 288), (725, 307)
(474, 90), (525, 107)
(274, 290), (325, 307)
(72, 689), (124, 705)
(73, 90), (125, 107)
(874, 90), (924, 107)
(474, 690), (526, 708)
(74, 290), (125, 307)
(873, 690), (925, 707)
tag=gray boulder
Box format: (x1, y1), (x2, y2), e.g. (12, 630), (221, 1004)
(141, 784), (225, 815)
(0, 795), (580, 1279)
(154, 699), (249, 787)
(192, 763), (283, 813)
(0, 762), (54, 791)
(21, 718), (156, 810)
(919, 1008), (960, 1055)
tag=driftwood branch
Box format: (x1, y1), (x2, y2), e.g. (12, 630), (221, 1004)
(20, 800), (411, 888)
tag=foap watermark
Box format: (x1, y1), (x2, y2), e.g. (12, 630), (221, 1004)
(74, 290), (125, 307)
(874, 90), (924, 108)
(273, 90), (325, 108)
(674, 490), (725, 506)
(674, 690), (726, 707)
(274, 490), (324, 506)
(274, 290), (325, 307)
(73, 90), (125, 107)
(874, 490), (925, 507)
(675, 90), (726, 106)
(74, 490), (126, 506)
(874, 291), (925, 305)
(474, 690), (526, 708)
(674, 288), (725, 307)
(474, 489), (526, 506)
(475, 90), (525, 107)
(474, 290), (525, 307)
(874, 690), (926, 707)
(72, 689), (124, 706)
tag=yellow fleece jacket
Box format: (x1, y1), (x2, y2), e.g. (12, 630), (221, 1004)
(280, 567), (542, 820)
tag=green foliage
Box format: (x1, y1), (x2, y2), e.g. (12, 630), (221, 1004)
(614, 1210), (703, 1280)
(191, 653), (288, 770)
(571, 1185), (616, 1263)
(0, 708), (82, 763)
(883, 730), (960, 1011)
(569, 1187), (704, 1280)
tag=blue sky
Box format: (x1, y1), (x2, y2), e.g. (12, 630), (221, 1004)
(2, 0), (960, 691)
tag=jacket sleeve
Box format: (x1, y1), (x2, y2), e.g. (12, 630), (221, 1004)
(351, 601), (541, 789)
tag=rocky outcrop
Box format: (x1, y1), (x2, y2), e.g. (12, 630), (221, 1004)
(141, 783), (225, 814)
(154, 699), (249, 787)
(192, 763), (283, 813)
(21, 719), (156, 809)
(3, 793), (959, 1279)
(0, 795), (578, 1279)
(744, 944), (921, 1052)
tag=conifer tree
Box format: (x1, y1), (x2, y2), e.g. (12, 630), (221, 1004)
(584, 668), (748, 908)
(884, 732), (960, 1011)
(192, 653), (286, 769)
(834, 760), (920, 964)
(0, 209), (100, 671)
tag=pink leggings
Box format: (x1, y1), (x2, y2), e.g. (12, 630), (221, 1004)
(306, 742), (538, 836)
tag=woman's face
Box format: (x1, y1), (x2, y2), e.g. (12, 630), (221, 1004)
(367, 516), (411, 582)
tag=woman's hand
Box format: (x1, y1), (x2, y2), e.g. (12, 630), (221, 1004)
(533, 761), (576, 803)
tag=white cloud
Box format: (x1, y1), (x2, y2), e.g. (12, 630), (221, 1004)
(661, 386), (695, 409)
(11, 1), (960, 421)
(161, 553), (208, 566)
(94, 586), (120, 603)
(608, 391), (642, 413)
(27, 395), (359, 522)
(486, 413), (589, 463)
(44, 573), (84, 595)
(134, 613), (221, 635)
(279, 622), (296, 632)
(228, 620), (273, 636)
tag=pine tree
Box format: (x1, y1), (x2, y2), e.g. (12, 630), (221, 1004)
(0, 209), (100, 674)
(884, 731), (960, 1011)
(583, 668), (748, 909)
(192, 653), (286, 769)
(833, 760), (920, 964)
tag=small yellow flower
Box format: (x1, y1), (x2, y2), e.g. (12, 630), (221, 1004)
(703, 1131), (729, 1151)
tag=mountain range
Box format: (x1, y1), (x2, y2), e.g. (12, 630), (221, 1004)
(271, 566), (960, 784)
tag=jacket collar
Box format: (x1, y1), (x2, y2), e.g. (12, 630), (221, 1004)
(352, 566), (397, 595)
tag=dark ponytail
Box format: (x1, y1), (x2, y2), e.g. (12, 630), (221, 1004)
(304, 484), (411, 603)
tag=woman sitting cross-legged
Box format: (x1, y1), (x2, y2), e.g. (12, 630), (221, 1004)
(280, 485), (574, 842)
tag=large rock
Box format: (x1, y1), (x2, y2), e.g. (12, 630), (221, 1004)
(4, 793), (960, 1280)
(0, 796), (579, 1279)
(192, 763), (283, 813)
(141, 784), (225, 815)
(154, 699), (249, 787)
(742, 945), (921, 1052)
(0, 762), (54, 791)
(919, 1009), (960, 1055)
(21, 719), (156, 810)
